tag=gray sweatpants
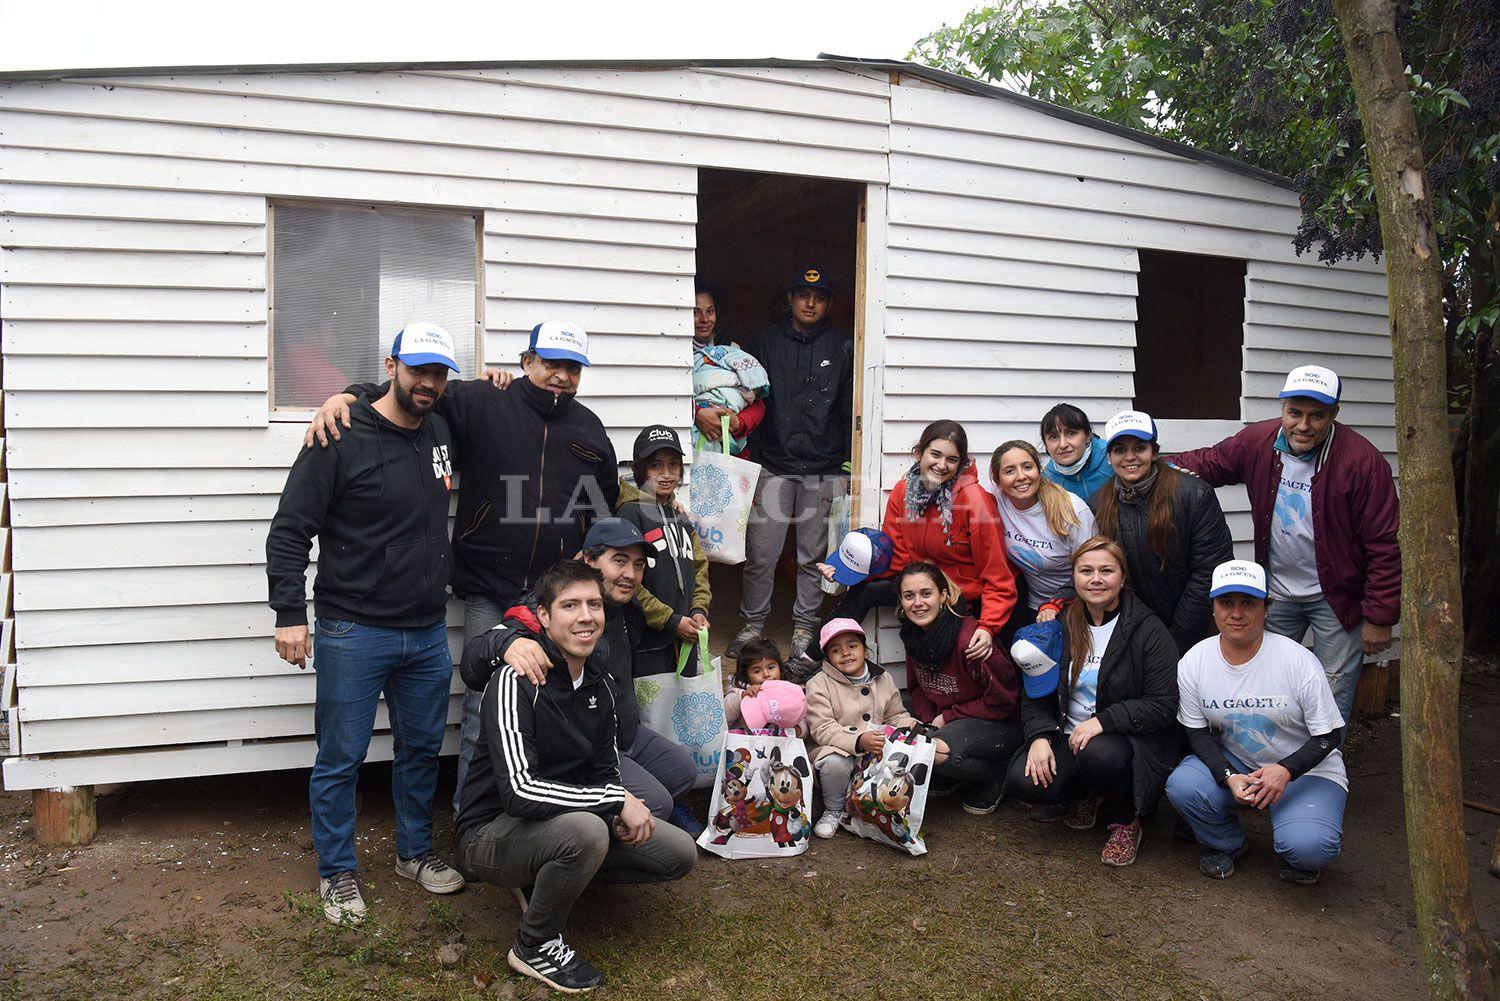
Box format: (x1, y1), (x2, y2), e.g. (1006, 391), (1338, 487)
(739, 472), (848, 634)
(815, 752), (857, 819)
(462, 811), (696, 945)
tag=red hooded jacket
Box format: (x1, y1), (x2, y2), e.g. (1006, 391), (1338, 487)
(881, 463), (1017, 634)
(1172, 418), (1400, 630)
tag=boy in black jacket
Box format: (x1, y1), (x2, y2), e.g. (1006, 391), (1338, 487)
(266, 322), (467, 927)
(456, 561), (696, 994)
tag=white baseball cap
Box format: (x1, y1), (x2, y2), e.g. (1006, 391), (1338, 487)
(390, 321), (460, 373)
(1280, 365), (1340, 406)
(1104, 409), (1158, 446)
(825, 528), (894, 586)
(529, 319), (590, 366)
(1210, 560), (1268, 600)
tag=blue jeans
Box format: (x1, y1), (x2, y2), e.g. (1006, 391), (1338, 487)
(453, 595), (505, 814)
(1165, 752), (1346, 871)
(310, 617), (452, 878)
(1265, 596), (1364, 727)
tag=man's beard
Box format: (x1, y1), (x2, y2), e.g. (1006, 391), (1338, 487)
(394, 378), (435, 419)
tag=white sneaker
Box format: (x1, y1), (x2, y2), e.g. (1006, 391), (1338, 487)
(395, 851), (466, 894)
(319, 871), (367, 925)
(814, 813), (841, 839)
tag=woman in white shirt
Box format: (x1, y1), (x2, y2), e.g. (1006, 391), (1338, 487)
(987, 440), (1097, 643)
(1166, 559), (1347, 885)
(1004, 537), (1180, 867)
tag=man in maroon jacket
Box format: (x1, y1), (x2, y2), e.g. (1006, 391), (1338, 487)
(1171, 365), (1399, 727)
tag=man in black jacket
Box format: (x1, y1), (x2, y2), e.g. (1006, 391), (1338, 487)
(460, 518), (697, 825)
(304, 320), (621, 810)
(267, 321), (467, 926)
(456, 560), (696, 994)
(734, 268), (854, 663)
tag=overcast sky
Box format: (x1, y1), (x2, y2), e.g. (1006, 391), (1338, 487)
(0, 0), (980, 74)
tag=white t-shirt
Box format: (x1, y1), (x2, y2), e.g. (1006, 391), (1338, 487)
(1064, 615), (1118, 734)
(1269, 449), (1320, 601)
(993, 489), (1098, 609)
(1177, 632), (1347, 789)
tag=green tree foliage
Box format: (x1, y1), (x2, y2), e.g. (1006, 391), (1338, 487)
(913, 0), (1500, 648)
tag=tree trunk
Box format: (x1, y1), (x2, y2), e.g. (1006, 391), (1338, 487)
(1460, 235), (1500, 652)
(1331, 0), (1497, 995)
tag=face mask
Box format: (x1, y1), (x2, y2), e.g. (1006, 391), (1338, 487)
(1051, 437), (1092, 476)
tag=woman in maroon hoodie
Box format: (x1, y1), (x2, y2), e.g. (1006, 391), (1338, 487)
(897, 561), (1024, 816)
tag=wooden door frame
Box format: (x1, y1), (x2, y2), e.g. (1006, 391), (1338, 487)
(851, 182), (888, 532)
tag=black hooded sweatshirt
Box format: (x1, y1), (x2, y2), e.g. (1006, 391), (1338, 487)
(266, 397), (454, 628)
(348, 376), (620, 607)
(744, 316), (854, 476)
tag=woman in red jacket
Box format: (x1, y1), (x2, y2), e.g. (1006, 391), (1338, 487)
(898, 562), (1024, 815)
(805, 420), (1018, 666)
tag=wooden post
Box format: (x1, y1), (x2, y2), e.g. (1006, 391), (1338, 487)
(1353, 661), (1390, 715)
(32, 786), (96, 846)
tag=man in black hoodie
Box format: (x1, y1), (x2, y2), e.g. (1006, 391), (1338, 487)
(456, 560), (695, 994)
(734, 267), (854, 664)
(304, 320), (620, 811)
(267, 322), (467, 927)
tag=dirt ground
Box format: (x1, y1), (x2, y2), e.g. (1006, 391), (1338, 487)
(4, 653), (1499, 1000)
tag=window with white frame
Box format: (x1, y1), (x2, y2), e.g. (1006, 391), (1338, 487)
(270, 202), (479, 410)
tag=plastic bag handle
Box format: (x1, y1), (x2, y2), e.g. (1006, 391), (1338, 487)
(676, 627), (716, 677)
(721, 413), (731, 456)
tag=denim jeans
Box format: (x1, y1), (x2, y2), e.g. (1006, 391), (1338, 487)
(453, 595), (506, 814)
(310, 617), (452, 878)
(1265, 596), (1364, 726)
(1165, 752), (1346, 871)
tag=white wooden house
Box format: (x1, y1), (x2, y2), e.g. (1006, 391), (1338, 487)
(0, 56), (1394, 791)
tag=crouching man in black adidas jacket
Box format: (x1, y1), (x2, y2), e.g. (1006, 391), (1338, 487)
(454, 560), (695, 994)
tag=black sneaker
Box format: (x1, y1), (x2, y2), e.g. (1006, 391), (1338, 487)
(1279, 863), (1320, 886)
(1199, 842), (1250, 879)
(962, 778), (1006, 816)
(507, 934), (603, 993)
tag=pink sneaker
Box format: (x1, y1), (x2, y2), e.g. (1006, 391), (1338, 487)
(1101, 822), (1143, 866)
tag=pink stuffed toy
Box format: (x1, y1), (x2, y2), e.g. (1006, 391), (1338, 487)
(740, 679), (807, 731)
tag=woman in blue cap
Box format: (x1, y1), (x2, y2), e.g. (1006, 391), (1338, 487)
(1167, 559), (1348, 885)
(1003, 537), (1179, 866)
(1089, 410), (1233, 655)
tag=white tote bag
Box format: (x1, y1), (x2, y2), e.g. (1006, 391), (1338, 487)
(842, 729), (938, 856)
(689, 415), (760, 565)
(632, 629), (727, 790)
(697, 729), (815, 859)
(820, 492), (853, 595)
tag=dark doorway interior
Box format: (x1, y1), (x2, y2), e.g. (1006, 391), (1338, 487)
(695, 168), (863, 653)
(1131, 248), (1247, 420)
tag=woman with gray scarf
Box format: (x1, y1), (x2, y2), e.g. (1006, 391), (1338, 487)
(1089, 410), (1234, 654)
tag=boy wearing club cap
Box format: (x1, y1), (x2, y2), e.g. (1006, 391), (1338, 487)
(304, 318), (622, 811)
(1171, 364), (1400, 725)
(1168, 560), (1348, 884)
(268, 321), (467, 924)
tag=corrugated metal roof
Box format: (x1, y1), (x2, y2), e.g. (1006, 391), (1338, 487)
(0, 53), (1293, 190)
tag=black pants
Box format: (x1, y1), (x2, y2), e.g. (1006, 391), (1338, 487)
(1006, 732), (1136, 823)
(805, 578), (982, 660)
(934, 716), (1025, 786)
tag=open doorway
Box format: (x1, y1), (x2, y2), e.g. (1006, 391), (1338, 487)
(694, 167), (864, 657)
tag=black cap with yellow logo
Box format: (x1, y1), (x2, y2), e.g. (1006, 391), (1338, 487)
(787, 266), (834, 294)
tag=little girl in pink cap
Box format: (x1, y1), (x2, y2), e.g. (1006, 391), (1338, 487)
(804, 617), (949, 839)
